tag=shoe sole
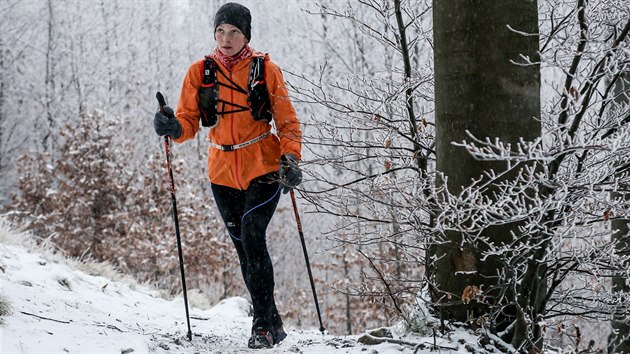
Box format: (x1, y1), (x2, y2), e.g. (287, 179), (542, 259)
(248, 335), (274, 349)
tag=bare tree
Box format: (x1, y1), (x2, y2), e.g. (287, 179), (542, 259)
(290, 0), (435, 333)
(0, 28), (5, 181)
(0, 0), (46, 202)
(43, 0), (56, 152)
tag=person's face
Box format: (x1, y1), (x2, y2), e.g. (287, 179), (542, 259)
(215, 23), (248, 57)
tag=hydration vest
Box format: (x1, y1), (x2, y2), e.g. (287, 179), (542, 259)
(198, 56), (272, 128)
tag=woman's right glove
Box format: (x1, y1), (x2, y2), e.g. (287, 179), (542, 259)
(279, 154), (302, 194)
(154, 106), (182, 139)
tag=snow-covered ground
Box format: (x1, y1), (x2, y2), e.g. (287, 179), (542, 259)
(0, 221), (486, 354)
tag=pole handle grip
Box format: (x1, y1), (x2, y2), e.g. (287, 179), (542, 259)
(156, 91), (176, 120)
(156, 91), (167, 112)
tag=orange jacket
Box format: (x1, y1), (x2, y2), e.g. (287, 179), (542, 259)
(173, 52), (302, 190)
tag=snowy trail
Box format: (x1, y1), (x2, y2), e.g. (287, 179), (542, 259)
(0, 226), (479, 354)
(0, 241), (400, 354)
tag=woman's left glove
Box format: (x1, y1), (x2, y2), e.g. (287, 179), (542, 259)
(278, 154), (302, 194)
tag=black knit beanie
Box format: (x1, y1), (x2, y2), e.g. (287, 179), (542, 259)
(214, 2), (251, 41)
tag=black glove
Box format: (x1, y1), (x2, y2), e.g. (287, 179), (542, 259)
(154, 106), (182, 139)
(278, 154), (302, 194)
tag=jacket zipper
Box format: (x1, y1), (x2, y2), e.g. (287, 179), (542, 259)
(229, 69), (244, 190)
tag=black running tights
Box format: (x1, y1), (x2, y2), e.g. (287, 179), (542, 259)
(211, 173), (282, 331)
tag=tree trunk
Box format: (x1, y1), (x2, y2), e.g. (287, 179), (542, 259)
(609, 71), (630, 354)
(44, 0), (56, 152)
(431, 0), (541, 349)
(343, 252), (352, 335)
(0, 34), (4, 176)
(610, 215), (630, 353)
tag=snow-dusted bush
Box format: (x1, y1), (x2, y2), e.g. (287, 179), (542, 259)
(5, 110), (240, 300)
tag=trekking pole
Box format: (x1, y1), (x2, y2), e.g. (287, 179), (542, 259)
(156, 92), (193, 341)
(289, 189), (325, 335)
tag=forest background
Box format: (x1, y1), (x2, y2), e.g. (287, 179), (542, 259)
(1, 0), (628, 352)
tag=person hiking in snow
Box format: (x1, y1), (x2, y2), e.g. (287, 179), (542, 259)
(153, 2), (302, 349)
